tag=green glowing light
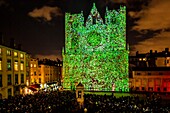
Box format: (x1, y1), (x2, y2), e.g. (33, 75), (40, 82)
(63, 4), (129, 91)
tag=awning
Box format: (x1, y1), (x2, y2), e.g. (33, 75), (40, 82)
(28, 87), (37, 92)
(47, 81), (57, 85)
(30, 84), (40, 88)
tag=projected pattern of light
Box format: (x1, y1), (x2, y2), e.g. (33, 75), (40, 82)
(63, 4), (129, 91)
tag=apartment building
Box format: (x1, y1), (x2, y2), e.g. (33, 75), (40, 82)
(0, 38), (30, 99)
(129, 48), (170, 92)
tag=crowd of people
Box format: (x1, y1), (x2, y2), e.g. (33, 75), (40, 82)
(0, 90), (170, 113)
(84, 93), (170, 113)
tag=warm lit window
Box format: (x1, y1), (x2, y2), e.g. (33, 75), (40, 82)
(30, 64), (33, 67)
(7, 50), (11, 56)
(34, 64), (36, 67)
(143, 58), (146, 61)
(14, 61), (18, 71)
(14, 52), (18, 57)
(0, 48), (1, 54)
(20, 53), (24, 58)
(20, 62), (24, 71)
(0, 60), (2, 70)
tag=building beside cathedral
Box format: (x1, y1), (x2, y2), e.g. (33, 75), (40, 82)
(63, 3), (129, 91)
(0, 37), (30, 99)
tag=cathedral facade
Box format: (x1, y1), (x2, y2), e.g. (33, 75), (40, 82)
(63, 3), (129, 91)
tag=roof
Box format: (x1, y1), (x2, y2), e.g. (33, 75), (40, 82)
(77, 82), (84, 87)
(132, 67), (170, 71)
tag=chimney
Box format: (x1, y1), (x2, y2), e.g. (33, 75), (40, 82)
(0, 32), (4, 45)
(18, 44), (22, 50)
(165, 48), (169, 52)
(150, 50), (152, 54)
(136, 51), (139, 56)
(10, 38), (16, 48)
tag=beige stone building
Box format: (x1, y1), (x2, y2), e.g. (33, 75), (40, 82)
(0, 39), (30, 99)
(30, 58), (62, 90)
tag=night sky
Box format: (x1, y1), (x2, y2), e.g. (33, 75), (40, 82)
(0, 0), (170, 60)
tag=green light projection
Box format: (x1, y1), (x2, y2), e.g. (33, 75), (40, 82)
(63, 4), (129, 91)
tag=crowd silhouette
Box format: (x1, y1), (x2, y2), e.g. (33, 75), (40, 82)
(0, 91), (169, 113)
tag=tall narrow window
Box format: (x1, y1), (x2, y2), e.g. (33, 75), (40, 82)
(15, 74), (18, 84)
(7, 50), (11, 56)
(0, 59), (2, 70)
(8, 88), (12, 97)
(0, 48), (1, 54)
(7, 59), (11, 70)
(7, 74), (12, 85)
(20, 62), (24, 71)
(0, 74), (2, 87)
(20, 53), (24, 58)
(14, 61), (18, 71)
(14, 52), (18, 57)
(21, 74), (24, 83)
(39, 78), (41, 83)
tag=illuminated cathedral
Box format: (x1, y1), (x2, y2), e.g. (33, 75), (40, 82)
(62, 3), (129, 91)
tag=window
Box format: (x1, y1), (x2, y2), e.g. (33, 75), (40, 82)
(34, 72), (36, 75)
(163, 87), (167, 91)
(14, 52), (18, 57)
(0, 59), (2, 70)
(7, 59), (11, 70)
(21, 74), (24, 83)
(148, 87), (153, 91)
(7, 74), (12, 85)
(34, 64), (36, 68)
(7, 50), (11, 56)
(20, 62), (24, 71)
(8, 88), (12, 97)
(14, 61), (18, 71)
(159, 73), (163, 75)
(0, 48), (1, 54)
(136, 87), (139, 91)
(137, 73), (141, 75)
(20, 53), (24, 58)
(142, 87), (145, 91)
(39, 78), (41, 83)
(15, 74), (18, 84)
(148, 73), (151, 75)
(157, 87), (160, 91)
(39, 74), (41, 76)
(143, 58), (146, 61)
(30, 64), (33, 67)
(0, 74), (2, 87)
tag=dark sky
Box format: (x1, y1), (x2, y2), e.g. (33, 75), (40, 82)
(0, 0), (170, 60)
